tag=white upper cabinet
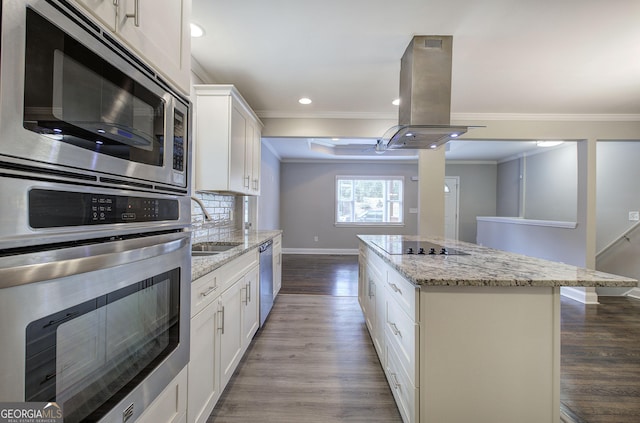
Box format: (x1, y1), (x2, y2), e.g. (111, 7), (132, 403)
(194, 85), (263, 196)
(74, 0), (116, 30)
(72, 0), (191, 94)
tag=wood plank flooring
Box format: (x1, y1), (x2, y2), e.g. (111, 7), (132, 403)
(561, 295), (640, 423)
(280, 254), (359, 296)
(207, 294), (402, 422)
(208, 254), (640, 423)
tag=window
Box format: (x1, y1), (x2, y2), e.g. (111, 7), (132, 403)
(336, 176), (404, 225)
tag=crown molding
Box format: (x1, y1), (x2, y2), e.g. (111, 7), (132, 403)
(452, 113), (640, 122)
(254, 110), (640, 122)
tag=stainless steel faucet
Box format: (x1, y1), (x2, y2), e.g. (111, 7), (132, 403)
(190, 196), (212, 220)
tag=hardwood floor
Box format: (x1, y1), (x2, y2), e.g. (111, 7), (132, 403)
(280, 254), (359, 296)
(561, 295), (640, 423)
(208, 254), (640, 423)
(207, 255), (401, 422)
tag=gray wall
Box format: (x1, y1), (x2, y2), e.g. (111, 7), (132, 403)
(445, 163), (497, 243)
(280, 162), (419, 250)
(523, 144), (577, 221)
(596, 141), (640, 252)
(258, 145), (280, 230)
(496, 159), (521, 217)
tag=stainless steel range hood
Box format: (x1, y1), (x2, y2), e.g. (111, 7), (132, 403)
(379, 36), (472, 151)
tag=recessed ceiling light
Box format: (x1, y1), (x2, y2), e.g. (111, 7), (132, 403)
(298, 97), (312, 105)
(331, 138), (339, 141)
(190, 23), (204, 38)
(392, 99), (400, 106)
(536, 140), (564, 147)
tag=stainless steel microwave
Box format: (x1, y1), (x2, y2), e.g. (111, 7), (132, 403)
(0, 0), (190, 193)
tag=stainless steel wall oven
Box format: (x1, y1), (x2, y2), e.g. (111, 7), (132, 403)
(0, 1), (192, 422)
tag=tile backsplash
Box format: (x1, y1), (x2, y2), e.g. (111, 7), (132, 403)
(191, 192), (243, 244)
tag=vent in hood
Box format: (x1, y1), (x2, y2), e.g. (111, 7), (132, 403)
(378, 35), (475, 151)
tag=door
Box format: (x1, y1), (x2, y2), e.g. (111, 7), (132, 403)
(242, 265), (260, 347)
(218, 280), (243, 388)
(188, 301), (221, 423)
(444, 176), (459, 240)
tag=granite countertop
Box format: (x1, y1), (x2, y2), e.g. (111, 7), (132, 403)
(191, 230), (282, 281)
(358, 234), (638, 288)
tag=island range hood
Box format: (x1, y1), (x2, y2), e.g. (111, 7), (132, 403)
(378, 35), (473, 151)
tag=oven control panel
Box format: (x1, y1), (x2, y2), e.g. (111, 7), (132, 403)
(28, 189), (180, 228)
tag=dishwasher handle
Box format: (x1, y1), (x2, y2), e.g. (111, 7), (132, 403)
(259, 239), (273, 253)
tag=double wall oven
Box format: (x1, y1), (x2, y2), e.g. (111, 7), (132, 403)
(0, 1), (191, 422)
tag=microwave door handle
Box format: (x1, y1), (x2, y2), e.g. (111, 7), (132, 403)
(0, 233), (189, 289)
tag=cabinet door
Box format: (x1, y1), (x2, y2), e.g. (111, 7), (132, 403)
(74, 0), (116, 30)
(242, 265), (260, 348)
(219, 280), (243, 388)
(116, 0), (191, 93)
(188, 302), (220, 423)
(247, 121), (261, 194)
(229, 103), (248, 193)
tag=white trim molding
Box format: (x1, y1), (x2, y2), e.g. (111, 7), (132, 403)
(561, 287), (599, 304)
(283, 248), (358, 255)
(476, 216), (578, 229)
(626, 288), (640, 301)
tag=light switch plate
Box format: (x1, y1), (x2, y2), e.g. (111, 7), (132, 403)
(629, 211), (639, 221)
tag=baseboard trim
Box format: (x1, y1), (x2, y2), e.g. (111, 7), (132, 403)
(560, 287), (599, 304)
(626, 287), (640, 300)
(282, 248), (359, 255)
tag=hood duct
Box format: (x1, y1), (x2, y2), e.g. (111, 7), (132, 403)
(378, 35), (472, 151)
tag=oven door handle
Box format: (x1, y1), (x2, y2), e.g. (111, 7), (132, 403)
(0, 232), (189, 289)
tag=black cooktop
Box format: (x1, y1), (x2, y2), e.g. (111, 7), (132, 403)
(372, 241), (469, 256)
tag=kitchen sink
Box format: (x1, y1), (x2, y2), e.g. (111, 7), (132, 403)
(191, 242), (241, 256)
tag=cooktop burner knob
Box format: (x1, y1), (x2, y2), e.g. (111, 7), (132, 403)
(429, 248), (436, 255)
(418, 247), (425, 255)
(406, 247), (414, 254)
(440, 248), (448, 255)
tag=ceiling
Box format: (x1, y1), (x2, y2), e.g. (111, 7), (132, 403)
(190, 0), (640, 161)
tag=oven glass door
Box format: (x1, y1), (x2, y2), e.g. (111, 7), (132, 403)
(25, 268), (180, 423)
(23, 8), (166, 167)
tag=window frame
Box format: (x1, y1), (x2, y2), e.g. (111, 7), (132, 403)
(335, 175), (405, 227)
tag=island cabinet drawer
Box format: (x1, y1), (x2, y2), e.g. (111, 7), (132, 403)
(386, 293), (419, 386)
(386, 267), (419, 320)
(386, 337), (419, 423)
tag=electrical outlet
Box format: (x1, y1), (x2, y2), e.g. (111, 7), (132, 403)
(629, 211), (640, 221)
(314, 236), (319, 242)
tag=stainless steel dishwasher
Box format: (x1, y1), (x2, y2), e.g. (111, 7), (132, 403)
(259, 239), (274, 326)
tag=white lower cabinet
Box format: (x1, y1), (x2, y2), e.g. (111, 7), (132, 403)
(241, 265), (260, 349)
(187, 299), (221, 423)
(187, 249), (260, 423)
(358, 243), (419, 423)
(136, 367), (187, 423)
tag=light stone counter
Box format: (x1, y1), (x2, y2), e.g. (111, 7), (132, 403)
(191, 230), (282, 281)
(358, 234), (637, 288)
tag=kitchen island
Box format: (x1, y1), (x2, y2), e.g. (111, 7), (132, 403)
(357, 235), (637, 423)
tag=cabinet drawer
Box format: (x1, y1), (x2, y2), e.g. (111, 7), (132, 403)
(216, 249), (259, 294)
(387, 267), (418, 319)
(386, 338), (419, 423)
(192, 271), (220, 318)
(386, 294), (419, 386)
